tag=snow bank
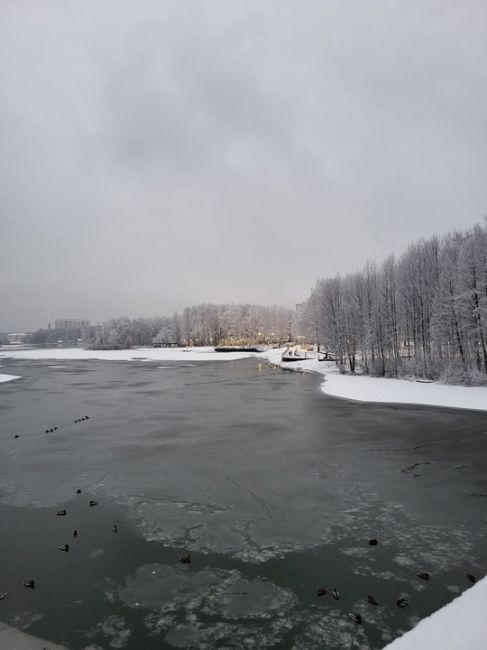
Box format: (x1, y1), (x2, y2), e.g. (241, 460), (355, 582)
(0, 346), (258, 362)
(260, 349), (487, 412)
(322, 372), (487, 412)
(0, 373), (20, 383)
(382, 577), (487, 649)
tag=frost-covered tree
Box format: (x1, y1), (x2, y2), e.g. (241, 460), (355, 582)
(301, 221), (487, 384)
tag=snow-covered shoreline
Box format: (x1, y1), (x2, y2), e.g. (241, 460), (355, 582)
(0, 373), (20, 384)
(2, 345), (487, 411)
(382, 576), (487, 649)
(0, 622), (68, 650)
(0, 346), (258, 363)
(260, 348), (487, 413)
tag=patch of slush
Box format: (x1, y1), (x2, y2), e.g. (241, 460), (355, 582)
(261, 348), (487, 412)
(116, 486), (480, 574)
(200, 574), (297, 620)
(164, 618), (294, 648)
(85, 615), (131, 649)
(292, 608), (369, 649)
(12, 611), (44, 629)
(325, 498), (477, 574)
(341, 547), (375, 559)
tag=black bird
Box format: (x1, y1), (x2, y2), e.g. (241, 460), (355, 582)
(332, 588), (340, 600)
(14, 434), (19, 439)
(113, 524), (119, 533)
(0, 592), (7, 600)
(22, 579), (35, 589)
(50, 428), (54, 433)
(397, 597), (409, 608)
(368, 538), (378, 546)
(417, 572), (430, 581)
(45, 429), (49, 434)
(317, 587), (327, 597)
(73, 530), (78, 538)
(54, 426), (58, 430)
(89, 500), (98, 507)
(467, 573), (477, 584)
(57, 509), (67, 516)
(368, 595), (380, 605)
(179, 553), (191, 564)
(349, 612), (362, 624)
(76, 489), (81, 494)
(85, 416), (90, 419)
(58, 544), (69, 552)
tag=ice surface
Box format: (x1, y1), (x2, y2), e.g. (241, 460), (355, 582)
(382, 576), (487, 649)
(85, 615), (131, 648)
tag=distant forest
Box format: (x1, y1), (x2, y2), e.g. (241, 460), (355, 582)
(298, 222), (487, 384)
(82, 304), (293, 350)
(22, 304), (294, 351)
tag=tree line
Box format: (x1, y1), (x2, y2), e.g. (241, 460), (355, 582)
(84, 303), (294, 350)
(298, 222), (487, 384)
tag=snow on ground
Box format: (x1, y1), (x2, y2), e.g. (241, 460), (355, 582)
(0, 622), (69, 650)
(260, 348), (487, 412)
(322, 371), (487, 412)
(382, 576), (487, 649)
(0, 373), (20, 383)
(0, 346), (258, 362)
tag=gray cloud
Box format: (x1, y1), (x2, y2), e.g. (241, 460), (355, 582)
(1, 0), (486, 330)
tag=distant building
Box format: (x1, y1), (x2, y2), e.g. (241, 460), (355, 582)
(7, 332), (28, 344)
(54, 319), (91, 330)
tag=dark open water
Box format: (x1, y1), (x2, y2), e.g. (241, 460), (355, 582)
(0, 355), (486, 649)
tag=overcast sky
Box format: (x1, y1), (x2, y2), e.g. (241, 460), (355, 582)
(1, 0), (486, 330)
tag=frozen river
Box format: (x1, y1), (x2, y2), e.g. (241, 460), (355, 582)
(0, 356), (486, 648)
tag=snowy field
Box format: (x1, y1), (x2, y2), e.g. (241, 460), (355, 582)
(0, 346), (258, 362)
(261, 349), (487, 413)
(0, 373), (20, 383)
